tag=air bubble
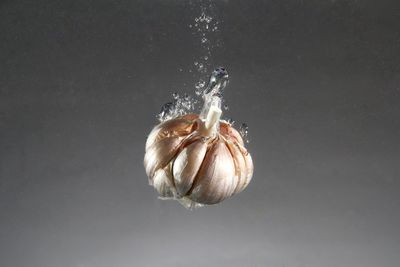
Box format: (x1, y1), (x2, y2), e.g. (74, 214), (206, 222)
(195, 80), (206, 89)
(239, 123), (250, 143)
(197, 63), (204, 71)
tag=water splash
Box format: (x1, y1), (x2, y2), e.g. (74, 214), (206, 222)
(203, 67), (229, 96)
(157, 93), (198, 122)
(157, 67), (229, 123)
(200, 67), (229, 119)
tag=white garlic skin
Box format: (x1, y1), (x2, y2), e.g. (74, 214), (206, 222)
(144, 114), (253, 207)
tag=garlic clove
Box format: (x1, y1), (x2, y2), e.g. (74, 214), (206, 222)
(145, 118), (196, 151)
(152, 167), (176, 198)
(219, 121), (245, 146)
(189, 140), (236, 204)
(225, 140), (248, 194)
(173, 139), (208, 197)
(144, 136), (183, 178)
(243, 152), (254, 190)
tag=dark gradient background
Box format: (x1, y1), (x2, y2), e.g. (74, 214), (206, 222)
(1, 0), (400, 266)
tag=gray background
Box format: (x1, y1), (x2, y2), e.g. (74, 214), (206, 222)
(1, 0), (400, 266)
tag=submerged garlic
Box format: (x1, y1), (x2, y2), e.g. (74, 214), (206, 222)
(144, 68), (253, 208)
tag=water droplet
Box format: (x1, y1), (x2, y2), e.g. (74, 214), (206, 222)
(204, 56), (208, 60)
(194, 61), (198, 66)
(203, 67), (229, 96)
(172, 92), (179, 99)
(223, 104), (229, 110)
(157, 102), (175, 122)
(201, 37), (207, 43)
(197, 63), (204, 71)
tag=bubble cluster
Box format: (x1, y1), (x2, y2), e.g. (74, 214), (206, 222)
(195, 79), (206, 96)
(196, 12), (212, 23)
(158, 3), (250, 143)
(190, 8), (221, 88)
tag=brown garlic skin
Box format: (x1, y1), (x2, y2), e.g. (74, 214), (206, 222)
(144, 113), (253, 207)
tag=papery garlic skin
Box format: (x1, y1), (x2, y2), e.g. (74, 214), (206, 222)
(144, 113), (253, 208)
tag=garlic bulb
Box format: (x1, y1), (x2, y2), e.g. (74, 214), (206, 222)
(144, 68), (253, 208)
